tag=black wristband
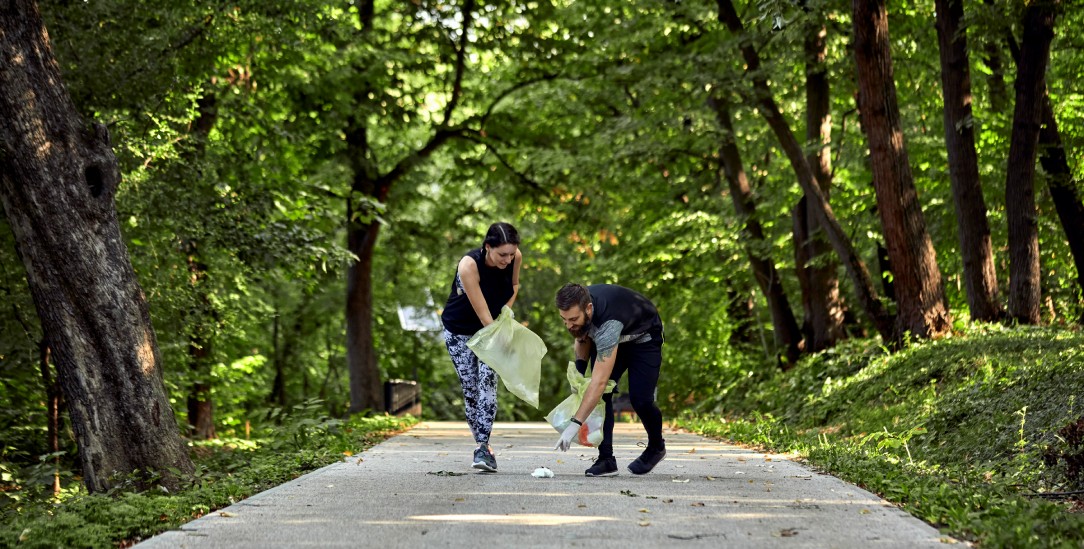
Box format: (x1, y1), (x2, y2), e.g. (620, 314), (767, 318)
(570, 417), (583, 426)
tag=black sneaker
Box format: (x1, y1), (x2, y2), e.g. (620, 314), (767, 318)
(584, 456), (618, 477)
(472, 445), (497, 472)
(627, 447), (666, 475)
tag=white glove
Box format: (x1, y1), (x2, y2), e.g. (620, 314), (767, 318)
(554, 422), (580, 451)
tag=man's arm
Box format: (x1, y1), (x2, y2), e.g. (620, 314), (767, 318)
(571, 346), (616, 421)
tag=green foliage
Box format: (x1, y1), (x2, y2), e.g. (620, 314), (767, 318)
(0, 407), (414, 549)
(676, 326), (1084, 547)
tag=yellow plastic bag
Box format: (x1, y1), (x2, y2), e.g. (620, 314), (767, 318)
(545, 362), (616, 447)
(466, 306), (546, 408)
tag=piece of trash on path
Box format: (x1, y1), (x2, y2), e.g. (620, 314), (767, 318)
(531, 467), (554, 478)
(735, 471), (745, 475)
(672, 478), (690, 483)
(427, 471), (467, 476)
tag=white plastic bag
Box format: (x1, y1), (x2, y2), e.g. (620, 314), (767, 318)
(545, 362), (616, 447)
(467, 306), (546, 408)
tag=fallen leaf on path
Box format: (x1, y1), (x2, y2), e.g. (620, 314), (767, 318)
(577, 503), (587, 508)
(455, 498), (465, 502)
(620, 489), (639, 497)
(219, 512), (236, 518)
(778, 528), (798, 537)
(427, 471), (467, 476)
(638, 520), (651, 527)
(646, 496), (658, 500)
(690, 502), (704, 507)
(343, 450), (353, 457)
(663, 499), (674, 503)
(639, 508), (649, 513)
(860, 509), (870, 514)
(687, 448), (697, 454)
(355, 458), (364, 465)
(705, 476), (716, 481)
(765, 457), (772, 462)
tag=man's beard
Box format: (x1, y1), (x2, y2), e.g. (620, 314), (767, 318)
(568, 314), (592, 339)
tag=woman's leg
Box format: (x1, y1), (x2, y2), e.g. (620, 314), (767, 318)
(443, 330), (498, 445)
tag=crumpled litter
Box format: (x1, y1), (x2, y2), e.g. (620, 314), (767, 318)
(531, 467), (555, 478)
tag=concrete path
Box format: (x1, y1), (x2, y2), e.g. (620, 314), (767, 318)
(136, 421), (955, 548)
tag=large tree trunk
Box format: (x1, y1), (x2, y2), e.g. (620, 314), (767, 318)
(935, 0), (1003, 322)
(716, 0), (897, 343)
(1005, 1), (1058, 324)
(798, 20), (845, 351)
(0, 2), (193, 492)
(853, 0), (951, 339)
(709, 96), (802, 367)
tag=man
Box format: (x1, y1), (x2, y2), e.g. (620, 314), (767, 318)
(553, 283), (666, 476)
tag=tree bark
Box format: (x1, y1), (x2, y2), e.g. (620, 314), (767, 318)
(853, 0), (952, 339)
(1037, 95), (1084, 308)
(798, 20), (845, 351)
(1005, 1), (1057, 324)
(709, 96), (802, 367)
(0, 1), (193, 492)
(935, 0), (1003, 322)
(716, 0), (897, 343)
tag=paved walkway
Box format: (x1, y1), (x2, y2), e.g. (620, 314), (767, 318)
(136, 421), (954, 548)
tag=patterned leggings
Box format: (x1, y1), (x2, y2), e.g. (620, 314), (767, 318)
(443, 329), (497, 445)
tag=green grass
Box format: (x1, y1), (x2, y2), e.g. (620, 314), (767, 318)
(674, 324), (1084, 548)
(1, 402), (416, 549)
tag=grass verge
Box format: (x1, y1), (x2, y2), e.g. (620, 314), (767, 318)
(2, 402), (416, 548)
(673, 325), (1084, 548)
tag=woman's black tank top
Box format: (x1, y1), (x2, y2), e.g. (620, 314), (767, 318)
(440, 248), (515, 336)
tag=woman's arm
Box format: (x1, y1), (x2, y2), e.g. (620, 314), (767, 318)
(505, 248), (522, 309)
(458, 256), (495, 326)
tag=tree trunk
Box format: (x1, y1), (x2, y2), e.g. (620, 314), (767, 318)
(709, 96), (802, 367)
(1005, 1), (1057, 324)
(1037, 96), (1084, 307)
(716, 0), (897, 343)
(182, 95), (218, 440)
(0, 2), (193, 492)
(38, 341), (62, 496)
(798, 21), (845, 351)
(853, 0), (952, 339)
(982, 0), (1010, 111)
(935, 0), (1004, 322)
(346, 213), (385, 413)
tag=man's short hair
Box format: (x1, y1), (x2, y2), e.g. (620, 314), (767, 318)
(555, 283), (591, 311)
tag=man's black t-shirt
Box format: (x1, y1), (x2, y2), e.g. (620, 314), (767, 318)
(586, 284), (663, 359)
(440, 248), (515, 336)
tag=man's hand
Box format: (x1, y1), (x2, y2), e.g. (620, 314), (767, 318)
(554, 422), (580, 451)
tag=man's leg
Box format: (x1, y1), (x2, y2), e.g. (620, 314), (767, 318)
(626, 340), (665, 474)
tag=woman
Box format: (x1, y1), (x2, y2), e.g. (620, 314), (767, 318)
(440, 222), (521, 472)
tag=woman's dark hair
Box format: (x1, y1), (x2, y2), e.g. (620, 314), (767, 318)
(483, 222), (520, 250)
(555, 283), (591, 311)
